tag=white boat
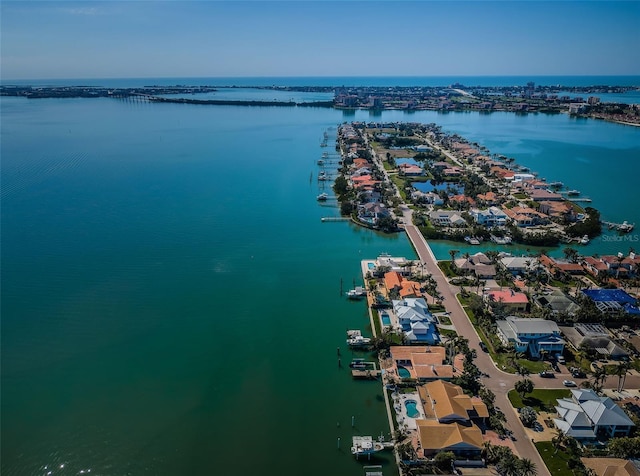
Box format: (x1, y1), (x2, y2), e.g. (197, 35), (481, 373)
(351, 436), (384, 457)
(549, 181), (564, 188)
(465, 236), (480, 245)
(567, 190), (581, 196)
(346, 286), (366, 299)
(580, 234), (590, 245)
(347, 335), (372, 347)
(490, 235), (512, 245)
(317, 193), (328, 201)
(318, 171), (329, 181)
(619, 221), (634, 233)
(317, 159), (324, 165)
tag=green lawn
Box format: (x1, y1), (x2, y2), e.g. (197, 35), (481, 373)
(508, 388), (571, 411)
(534, 441), (576, 476)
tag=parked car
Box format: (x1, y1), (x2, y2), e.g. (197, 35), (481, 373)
(572, 370), (587, 378)
(552, 363), (560, 372)
(540, 371), (554, 378)
(563, 380), (577, 387)
(557, 355), (566, 364)
(479, 341), (488, 352)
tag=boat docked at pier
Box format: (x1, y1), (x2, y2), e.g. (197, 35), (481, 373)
(347, 329), (371, 350)
(490, 235), (512, 245)
(351, 436), (386, 457)
(346, 286), (366, 299)
(317, 192), (328, 201)
(580, 234), (590, 245)
(567, 190), (581, 196)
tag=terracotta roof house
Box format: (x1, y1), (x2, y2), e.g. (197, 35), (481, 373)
(416, 420), (483, 458)
(398, 163), (424, 176)
(554, 389), (635, 441)
(485, 289), (529, 312)
(414, 380), (486, 458)
(582, 256), (610, 278)
(496, 316), (565, 357)
(389, 346), (454, 381)
(581, 458), (640, 476)
(476, 191), (499, 205)
(418, 380), (489, 423)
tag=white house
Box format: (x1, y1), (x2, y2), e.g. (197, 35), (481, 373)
(429, 210), (467, 227)
(554, 389), (635, 441)
(471, 207), (508, 227)
(496, 316), (565, 358)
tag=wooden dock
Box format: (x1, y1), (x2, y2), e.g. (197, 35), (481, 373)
(321, 217), (350, 222)
(351, 369), (381, 379)
(351, 361), (381, 379)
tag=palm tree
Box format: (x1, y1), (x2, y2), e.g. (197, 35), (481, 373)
(591, 365), (608, 393)
(516, 458), (536, 476)
(614, 361), (631, 392)
(449, 249), (459, 269)
(552, 429), (568, 454)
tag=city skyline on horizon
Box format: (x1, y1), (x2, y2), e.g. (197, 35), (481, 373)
(2, 1), (639, 80)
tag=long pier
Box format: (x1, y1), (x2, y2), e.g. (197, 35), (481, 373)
(321, 217), (350, 222)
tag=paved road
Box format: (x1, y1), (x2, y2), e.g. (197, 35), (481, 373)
(402, 213), (551, 475)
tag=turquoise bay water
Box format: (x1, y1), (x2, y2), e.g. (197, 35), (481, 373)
(2, 85), (639, 475)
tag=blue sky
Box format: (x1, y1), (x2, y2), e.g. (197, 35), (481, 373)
(1, 1), (639, 79)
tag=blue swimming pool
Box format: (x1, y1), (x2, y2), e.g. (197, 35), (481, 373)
(367, 262), (375, 270)
(398, 366), (411, 379)
(381, 312), (391, 326)
(404, 400), (420, 418)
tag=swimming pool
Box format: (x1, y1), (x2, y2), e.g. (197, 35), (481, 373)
(381, 312), (391, 326)
(404, 399), (420, 418)
(367, 262), (375, 270)
(398, 366), (411, 379)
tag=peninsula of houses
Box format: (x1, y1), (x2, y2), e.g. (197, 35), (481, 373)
(332, 124), (640, 476)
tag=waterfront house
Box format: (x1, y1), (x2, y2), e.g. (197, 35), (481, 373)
(414, 380), (486, 458)
(411, 190), (444, 205)
(485, 289), (529, 312)
(428, 210), (467, 227)
(502, 206), (548, 227)
(392, 298), (440, 344)
(471, 207), (508, 227)
(389, 346), (454, 380)
(357, 202), (390, 226)
(554, 389), (635, 441)
(500, 256), (539, 276)
(581, 458), (640, 476)
(384, 272), (423, 299)
(398, 163), (424, 176)
(416, 421), (484, 458)
(582, 256), (610, 278)
(418, 380), (489, 424)
(496, 316), (565, 357)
